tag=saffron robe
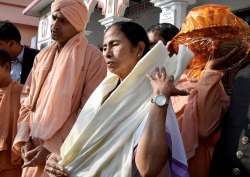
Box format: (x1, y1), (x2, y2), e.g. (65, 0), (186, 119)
(13, 33), (106, 177)
(0, 81), (22, 177)
(172, 70), (230, 177)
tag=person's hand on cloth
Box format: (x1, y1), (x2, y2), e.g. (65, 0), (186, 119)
(21, 140), (33, 166)
(45, 153), (69, 177)
(205, 46), (248, 71)
(147, 66), (189, 97)
(21, 141), (50, 168)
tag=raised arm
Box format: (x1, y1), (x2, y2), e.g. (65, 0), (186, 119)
(135, 67), (187, 176)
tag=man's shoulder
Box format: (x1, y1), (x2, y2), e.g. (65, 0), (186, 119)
(86, 43), (103, 58)
(87, 43), (101, 52)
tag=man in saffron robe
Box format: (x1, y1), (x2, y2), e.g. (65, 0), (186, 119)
(13, 0), (107, 176)
(0, 49), (22, 177)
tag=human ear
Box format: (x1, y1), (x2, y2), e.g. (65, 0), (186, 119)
(8, 40), (15, 46)
(137, 41), (146, 58)
(8, 40), (18, 48)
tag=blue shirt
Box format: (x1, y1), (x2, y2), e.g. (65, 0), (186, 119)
(10, 47), (24, 82)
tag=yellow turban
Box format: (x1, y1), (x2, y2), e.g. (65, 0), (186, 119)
(51, 0), (88, 32)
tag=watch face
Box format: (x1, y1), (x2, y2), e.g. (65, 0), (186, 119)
(155, 95), (167, 106)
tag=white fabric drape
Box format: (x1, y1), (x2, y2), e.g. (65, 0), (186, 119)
(59, 42), (193, 177)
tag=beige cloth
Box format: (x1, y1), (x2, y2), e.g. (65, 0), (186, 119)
(51, 0), (88, 32)
(172, 70), (230, 177)
(13, 33), (106, 177)
(59, 42), (192, 177)
(0, 81), (22, 177)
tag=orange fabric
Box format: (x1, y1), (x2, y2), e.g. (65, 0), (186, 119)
(0, 81), (22, 177)
(168, 4), (250, 79)
(187, 129), (221, 177)
(13, 34), (106, 177)
(171, 69), (229, 177)
(180, 4), (249, 33)
(51, 0), (88, 32)
(185, 55), (207, 80)
(0, 151), (21, 177)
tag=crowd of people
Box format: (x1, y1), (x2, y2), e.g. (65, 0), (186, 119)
(1, 0), (250, 177)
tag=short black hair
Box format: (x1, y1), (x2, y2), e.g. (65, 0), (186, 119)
(106, 21), (150, 56)
(0, 21), (21, 43)
(147, 23), (179, 44)
(0, 49), (11, 67)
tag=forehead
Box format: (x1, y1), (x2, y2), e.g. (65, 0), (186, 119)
(52, 11), (65, 19)
(148, 31), (162, 41)
(104, 26), (127, 43)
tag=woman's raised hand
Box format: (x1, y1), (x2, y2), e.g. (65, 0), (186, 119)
(147, 67), (189, 97)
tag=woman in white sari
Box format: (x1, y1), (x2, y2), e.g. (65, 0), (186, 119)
(44, 21), (191, 177)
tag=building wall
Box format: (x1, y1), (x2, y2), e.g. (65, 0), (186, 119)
(85, 2), (161, 47)
(83, 0), (250, 47)
(34, 0), (250, 48)
(0, 1), (39, 47)
(15, 23), (38, 47)
(0, 0), (33, 6)
(86, 9), (105, 48)
(125, 2), (161, 30)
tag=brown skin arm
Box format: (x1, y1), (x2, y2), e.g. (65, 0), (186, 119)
(135, 103), (169, 177)
(135, 67), (188, 177)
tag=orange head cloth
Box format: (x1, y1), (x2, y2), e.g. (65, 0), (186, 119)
(168, 4), (250, 79)
(51, 0), (88, 32)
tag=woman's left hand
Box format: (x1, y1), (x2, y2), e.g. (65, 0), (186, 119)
(147, 67), (188, 97)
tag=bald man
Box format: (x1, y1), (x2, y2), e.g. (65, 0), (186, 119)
(13, 0), (106, 176)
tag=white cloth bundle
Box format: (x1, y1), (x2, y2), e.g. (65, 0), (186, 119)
(59, 42), (193, 177)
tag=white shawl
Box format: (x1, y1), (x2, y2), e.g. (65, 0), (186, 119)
(59, 42), (193, 177)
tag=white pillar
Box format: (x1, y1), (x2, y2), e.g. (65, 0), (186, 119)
(83, 0), (98, 36)
(99, 16), (131, 28)
(98, 0), (131, 28)
(84, 0), (98, 16)
(150, 0), (196, 28)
